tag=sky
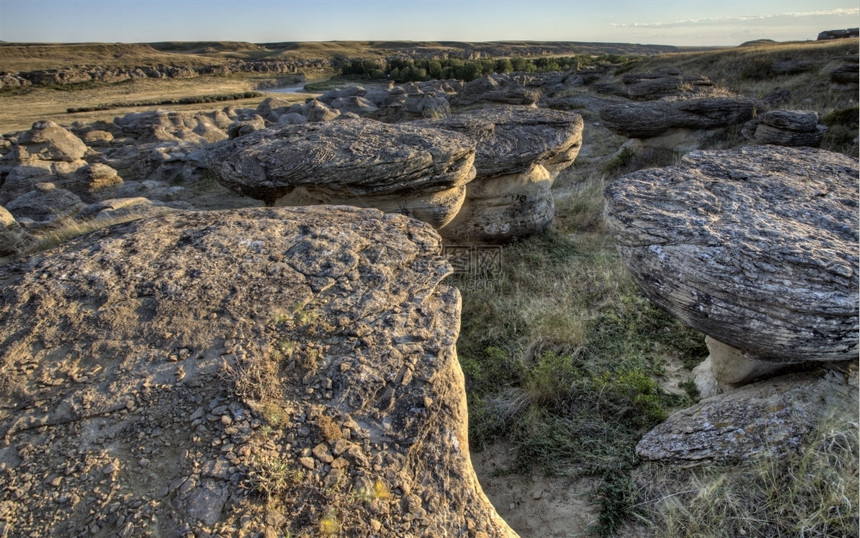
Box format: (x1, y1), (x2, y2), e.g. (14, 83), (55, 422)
(0, 0), (858, 47)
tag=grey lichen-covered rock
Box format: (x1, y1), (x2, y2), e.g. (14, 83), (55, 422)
(0, 206), (515, 537)
(599, 97), (757, 138)
(595, 70), (715, 101)
(605, 146), (859, 363)
(637, 368), (858, 463)
(206, 119), (477, 228)
(417, 107), (584, 242)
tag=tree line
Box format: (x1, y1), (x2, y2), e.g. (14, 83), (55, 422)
(340, 54), (635, 83)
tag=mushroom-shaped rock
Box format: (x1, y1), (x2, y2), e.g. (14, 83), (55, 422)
(417, 107), (584, 242)
(605, 146), (859, 363)
(206, 119), (477, 228)
(0, 206), (516, 537)
(600, 97), (757, 138)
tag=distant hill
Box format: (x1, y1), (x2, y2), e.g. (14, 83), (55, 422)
(0, 40), (712, 72)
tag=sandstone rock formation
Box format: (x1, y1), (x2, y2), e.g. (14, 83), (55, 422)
(4, 182), (85, 224)
(453, 75), (541, 107)
(604, 145), (859, 364)
(742, 109), (826, 147)
(637, 368), (858, 463)
(0, 206), (515, 537)
(312, 82), (455, 123)
(417, 107), (584, 242)
(817, 28), (860, 40)
(0, 121), (123, 215)
(112, 109), (230, 145)
(0, 205), (34, 262)
(6, 119), (87, 162)
(821, 54), (859, 90)
(600, 97), (757, 139)
(594, 69), (714, 101)
(206, 119), (477, 228)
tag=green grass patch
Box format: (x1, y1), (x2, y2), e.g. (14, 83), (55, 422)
(455, 211), (706, 534)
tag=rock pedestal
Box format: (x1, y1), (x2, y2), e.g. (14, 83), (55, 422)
(418, 107), (584, 242)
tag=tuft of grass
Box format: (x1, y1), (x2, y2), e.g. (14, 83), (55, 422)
(637, 408), (859, 537)
(32, 215), (138, 253)
(247, 453), (304, 501)
(739, 56), (774, 80)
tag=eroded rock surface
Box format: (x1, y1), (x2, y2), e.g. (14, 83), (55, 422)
(599, 97), (757, 138)
(206, 119), (477, 228)
(604, 145), (859, 363)
(594, 69), (714, 101)
(0, 205), (34, 261)
(743, 109), (826, 147)
(453, 75), (541, 107)
(417, 107), (584, 242)
(637, 368), (858, 463)
(0, 206), (515, 537)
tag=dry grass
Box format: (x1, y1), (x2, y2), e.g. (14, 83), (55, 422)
(628, 39), (859, 116)
(0, 42), (219, 71)
(0, 75), (313, 133)
(633, 406), (859, 537)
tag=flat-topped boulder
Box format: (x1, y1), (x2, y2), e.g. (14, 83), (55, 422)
(605, 145), (858, 363)
(206, 119), (477, 228)
(599, 97), (758, 139)
(821, 54), (859, 89)
(417, 107), (584, 242)
(0, 206), (515, 537)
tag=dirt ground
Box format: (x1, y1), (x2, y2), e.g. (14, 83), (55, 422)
(472, 442), (600, 537)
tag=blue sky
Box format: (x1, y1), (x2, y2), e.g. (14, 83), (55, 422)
(0, 0), (858, 46)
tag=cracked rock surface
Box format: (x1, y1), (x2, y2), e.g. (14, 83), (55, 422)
(637, 367), (858, 463)
(0, 206), (514, 537)
(604, 145), (859, 363)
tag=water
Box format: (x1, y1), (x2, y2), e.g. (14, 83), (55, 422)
(265, 85), (308, 94)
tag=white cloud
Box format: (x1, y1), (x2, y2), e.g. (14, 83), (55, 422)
(611, 8), (860, 29)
